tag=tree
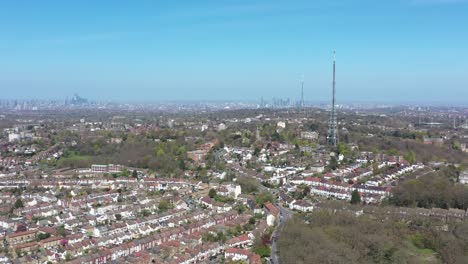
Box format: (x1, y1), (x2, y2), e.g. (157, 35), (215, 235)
(58, 225), (67, 237)
(237, 176), (259, 193)
(209, 188), (217, 198)
(120, 169), (130, 177)
(253, 147), (261, 157)
(132, 170), (138, 178)
(158, 199), (170, 211)
(37, 232), (51, 241)
(141, 209), (151, 217)
(178, 159), (186, 170)
(216, 231), (227, 242)
(236, 224), (243, 234)
(272, 132), (281, 142)
(372, 162), (380, 175)
(253, 245), (271, 257)
(389, 168), (468, 210)
(404, 150), (416, 164)
(255, 191), (274, 205)
(452, 141), (461, 151)
(328, 156), (338, 170)
(292, 191), (305, 200)
(236, 204), (246, 214)
(14, 198), (24, 209)
(337, 143), (350, 156)
(115, 213), (122, 221)
(351, 190), (361, 204)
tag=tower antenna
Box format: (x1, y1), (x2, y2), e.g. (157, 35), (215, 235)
(327, 50), (338, 147)
(301, 74), (304, 110)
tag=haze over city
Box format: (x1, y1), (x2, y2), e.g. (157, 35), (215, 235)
(2, 1), (468, 264)
(1, 0), (467, 103)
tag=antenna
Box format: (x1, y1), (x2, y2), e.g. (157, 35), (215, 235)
(300, 74), (304, 110)
(327, 50), (338, 147)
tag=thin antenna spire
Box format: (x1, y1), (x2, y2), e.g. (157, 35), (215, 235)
(301, 74), (304, 110)
(327, 50), (338, 147)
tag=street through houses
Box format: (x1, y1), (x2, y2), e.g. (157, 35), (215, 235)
(270, 205), (293, 264)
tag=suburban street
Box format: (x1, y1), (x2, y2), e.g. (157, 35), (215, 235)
(270, 205), (293, 264)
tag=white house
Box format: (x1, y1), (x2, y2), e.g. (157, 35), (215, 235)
(459, 170), (468, 184)
(290, 200), (314, 212)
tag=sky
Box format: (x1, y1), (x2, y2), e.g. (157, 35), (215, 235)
(0, 0), (467, 103)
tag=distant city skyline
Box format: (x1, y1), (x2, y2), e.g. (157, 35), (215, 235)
(1, 0), (467, 103)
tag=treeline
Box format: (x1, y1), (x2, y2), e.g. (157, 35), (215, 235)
(389, 166), (468, 210)
(279, 209), (468, 264)
(354, 134), (468, 164)
(58, 132), (197, 176)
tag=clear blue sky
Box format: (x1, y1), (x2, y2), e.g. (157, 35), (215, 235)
(1, 0), (467, 103)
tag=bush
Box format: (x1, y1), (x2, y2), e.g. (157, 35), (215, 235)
(237, 176), (259, 193)
(278, 208), (468, 264)
(253, 245), (271, 258)
(255, 191), (274, 206)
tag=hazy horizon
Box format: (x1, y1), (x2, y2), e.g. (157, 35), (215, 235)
(1, 0), (467, 103)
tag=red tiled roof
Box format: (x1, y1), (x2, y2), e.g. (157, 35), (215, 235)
(7, 230), (37, 238)
(264, 202), (279, 216)
(225, 247), (252, 256)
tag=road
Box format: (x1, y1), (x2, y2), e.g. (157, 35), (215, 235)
(230, 164), (291, 263)
(270, 205), (293, 264)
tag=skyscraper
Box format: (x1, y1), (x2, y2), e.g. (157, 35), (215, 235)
(327, 51), (338, 147)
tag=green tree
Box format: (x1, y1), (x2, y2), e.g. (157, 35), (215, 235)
(37, 233), (51, 241)
(14, 198), (24, 209)
(351, 190), (361, 204)
(236, 204), (247, 214)
(235, 224), (242, 234)
(120, 169), (130, 177)
(256, 191), (274, 205)
(58, 225), (67, 237)
(237, 177), (259, 193)
(216, 231), (227, 242)
(452, 141), (461, 151)
(209, 188), (217, 198)
(253, 147), (261, 157)
(254, 245), (271, 257)
(372, 162), (380, 175)
(141, 209), (151, 217)
(337, 143), (350, 156)
(158, 199), (170, 211)
(115, 213), (122, 221)
(328, 156), (338, 170)
(404, 150), (416, 164)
